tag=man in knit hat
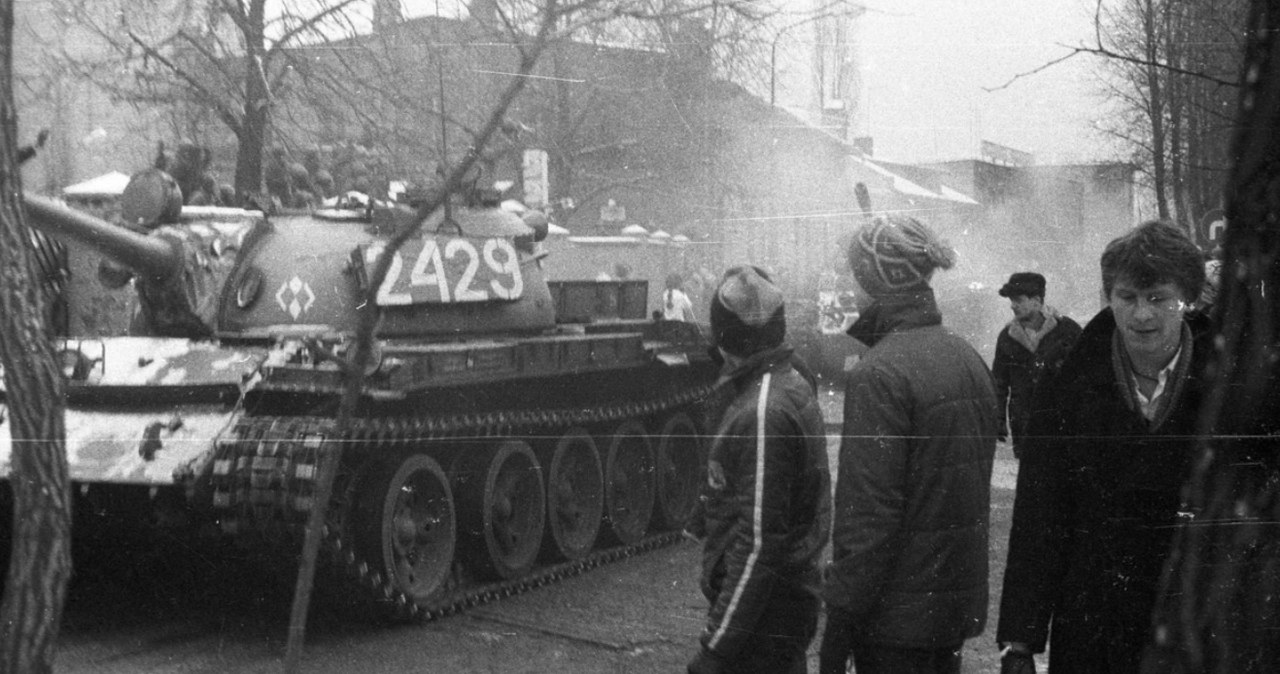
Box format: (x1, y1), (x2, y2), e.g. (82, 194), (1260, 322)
(819, 215), (999, 674)
(992, 271), (1082, 459)
(687, 265), (831, 674)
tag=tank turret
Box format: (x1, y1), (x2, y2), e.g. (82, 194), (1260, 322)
(220, 194), (557, 338)
(24, 172), (560, 340)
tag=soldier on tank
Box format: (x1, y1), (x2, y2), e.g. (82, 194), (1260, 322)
(264, 146), (294, 207)
(155, 142), (224, 206)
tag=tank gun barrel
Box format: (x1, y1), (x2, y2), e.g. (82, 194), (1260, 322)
(23, 193), (181, 281)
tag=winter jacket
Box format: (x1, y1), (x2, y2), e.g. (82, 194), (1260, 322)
(697, 344), (832, 663)
(823, 289), (999, 648)
(996, 308), (1212, 673)
(992, 307), (1082, 446)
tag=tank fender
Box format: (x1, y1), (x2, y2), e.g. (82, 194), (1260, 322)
(0, 337), (263, 485)
(1, 405), (241, 486)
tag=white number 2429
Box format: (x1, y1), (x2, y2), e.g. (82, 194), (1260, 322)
(365, 236), (524, 305)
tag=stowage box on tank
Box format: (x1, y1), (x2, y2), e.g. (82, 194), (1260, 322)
(0, 174), (717, 621)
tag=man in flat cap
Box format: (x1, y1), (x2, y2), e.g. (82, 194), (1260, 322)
(993, 272), (1082, 459)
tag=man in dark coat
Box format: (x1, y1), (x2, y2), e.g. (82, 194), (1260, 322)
(819, 215), (999, 674)
(997, 220), (1210, 673)
(992, 272), (1082, 458)
(686, 266), (831, 674)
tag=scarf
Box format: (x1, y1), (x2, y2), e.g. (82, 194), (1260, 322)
(1110, 320), (1194, 432)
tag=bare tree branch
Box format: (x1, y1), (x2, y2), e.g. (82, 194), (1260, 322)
(984, 51), (1083, 92)
(124, 29), (244, 134)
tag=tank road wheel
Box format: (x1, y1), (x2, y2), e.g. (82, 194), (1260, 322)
(353, 452), (456, 615)
(653, 412), (704, 530)
(541, 429), (604, 561)
(603, 421), (656, 546)
(454, 441), (546, 580)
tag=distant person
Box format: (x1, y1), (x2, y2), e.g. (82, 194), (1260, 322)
(992, 272), (1082, 459)
(1195, 244), (1223, 315)
(166, 143), (223, 206)
(997, 221), (1210, 673)
(663, 273), (696, 322)
(687, 266), (831, 674)
(820, 214), (998, 674)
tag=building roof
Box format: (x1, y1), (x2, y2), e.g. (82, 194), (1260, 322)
(849, 155), (979, 205)
(712, 82), (980, 206)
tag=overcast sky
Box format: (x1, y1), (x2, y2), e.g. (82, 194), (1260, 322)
(858, 0), (1113, 163)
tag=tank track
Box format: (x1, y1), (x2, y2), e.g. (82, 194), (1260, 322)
(208, 381), (715, 622)
(325, 522), (686, 623)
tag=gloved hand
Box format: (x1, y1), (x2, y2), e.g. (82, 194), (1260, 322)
(687, 647), (727, 674)
(818, 606), (857, 674)
(1000, 650), (1036, 674)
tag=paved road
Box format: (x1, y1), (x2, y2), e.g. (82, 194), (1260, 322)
(53, 386), (1019, 673)
(57, 538), (707, 674)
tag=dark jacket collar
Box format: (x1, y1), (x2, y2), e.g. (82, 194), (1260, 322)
(846, 289), (943, 348)
(717, 344), (813, 392)
(1067, 306), (1211, 390)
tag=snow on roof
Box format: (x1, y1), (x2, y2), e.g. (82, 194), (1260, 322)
(620, 224), (649, 236)
(850, 156), (979, 205)
(567, 235), (644, 245)
(939, 184), (980, 205)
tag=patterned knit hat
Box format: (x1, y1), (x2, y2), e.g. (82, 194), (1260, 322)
(847, 214), (956, 297)
(709, 266), (786, 357)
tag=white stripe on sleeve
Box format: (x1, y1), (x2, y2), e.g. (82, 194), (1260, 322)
(708, 372), (771, 649)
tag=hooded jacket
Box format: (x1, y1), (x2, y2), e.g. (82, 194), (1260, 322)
(697, 344), (831, 662)
(823, 289), (998, 648)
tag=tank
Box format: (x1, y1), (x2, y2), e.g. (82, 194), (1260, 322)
(1, 176), (718, 621)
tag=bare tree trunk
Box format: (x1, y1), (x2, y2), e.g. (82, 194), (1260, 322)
(0, 0), (73, 671)
(1166, 0), (1191, 233)
(1144, 3), (1280, 672)
(551, 46), (573, 217)
(1145, 0), (1172, 219)
(234, 0), (269, 199)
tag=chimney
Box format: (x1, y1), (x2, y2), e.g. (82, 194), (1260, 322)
(664, 18), (713, 105)
(670, 18), (712, 75)
(373, 0), (403, 31)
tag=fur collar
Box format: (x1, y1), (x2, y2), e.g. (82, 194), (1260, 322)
(1005, 305), (1063, 353)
